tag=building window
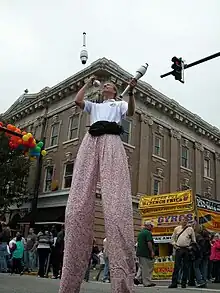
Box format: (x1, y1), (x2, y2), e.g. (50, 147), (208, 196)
(153, 179), (160, 195)
(63, 162), (74, 188)
(204, 159), (210, 177)
(50, 123), (59, 146)
(181, 146), (189, 168)
(68, 115), (79, 140)
(121, 119), (131, 143)
(44, 166), (54, 192)
(154, 136), (162, 156)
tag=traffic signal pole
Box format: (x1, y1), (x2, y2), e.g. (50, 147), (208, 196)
(161, 52), (220, 79)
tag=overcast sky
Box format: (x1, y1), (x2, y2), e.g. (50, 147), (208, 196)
(0, 0), (219, 127)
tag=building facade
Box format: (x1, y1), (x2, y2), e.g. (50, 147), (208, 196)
(4, 58), (220, 243)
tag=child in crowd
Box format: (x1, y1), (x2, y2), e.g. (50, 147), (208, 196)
(96, 249), (105, 281)
(10, 234), (25, 275)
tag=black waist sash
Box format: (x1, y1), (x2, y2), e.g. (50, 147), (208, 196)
(89, 121), (124, 137)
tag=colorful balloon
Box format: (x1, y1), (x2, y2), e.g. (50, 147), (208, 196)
(17, 139), (23, 145)
(38, 141), (44, 148)
(26, 133), (33, 138)
(28, 137), (34, 143)
(41, 150), (47, 156)
(15, 128), (21, 134)
(9, 141), (14, 149)
(22, 135), (29, 142)
(0, 122), (46, 159)
(7, 124), (16, 131)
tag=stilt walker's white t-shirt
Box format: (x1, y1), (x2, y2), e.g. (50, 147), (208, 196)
(84, 99), (128, 125)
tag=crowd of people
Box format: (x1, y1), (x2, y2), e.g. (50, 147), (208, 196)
(169, 216), (220, 288)
(1, 218), (220, 289)
(0, 222), (64, 278)
(84, 238), (110, 283)
(0, 221), (110, 282)
(134, 216), (220, 288)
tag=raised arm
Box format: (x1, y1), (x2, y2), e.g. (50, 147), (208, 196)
(75, 76), (95, 109)
(127, 78), (137, 117)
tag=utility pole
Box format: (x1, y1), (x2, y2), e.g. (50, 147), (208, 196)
(161, 52), (220, 82)
(30, 110), (48, 227)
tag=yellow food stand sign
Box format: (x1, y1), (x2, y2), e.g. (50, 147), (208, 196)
(139, 190), (195, 235)
(138, 190), (220, 279)
(153, 261), (174, 280)
(139, 190), (194, 215)
(138, 190), (195, 279)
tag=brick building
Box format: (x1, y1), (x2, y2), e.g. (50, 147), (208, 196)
(3, 58), (220, 243)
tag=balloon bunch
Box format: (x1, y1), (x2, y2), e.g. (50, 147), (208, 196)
(0, 122), (47, 160)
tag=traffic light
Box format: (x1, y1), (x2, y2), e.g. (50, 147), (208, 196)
(171, 57), (184, 83)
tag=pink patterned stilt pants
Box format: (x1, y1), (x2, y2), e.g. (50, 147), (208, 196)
(59, 133), (135, 293)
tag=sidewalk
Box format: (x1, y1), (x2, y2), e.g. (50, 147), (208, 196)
(23, 268), (171, 282)
(23, 268), (101, 279)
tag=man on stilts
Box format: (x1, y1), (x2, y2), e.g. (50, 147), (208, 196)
(59, 75), (137, 293)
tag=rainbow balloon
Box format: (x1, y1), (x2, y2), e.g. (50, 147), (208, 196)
(0, 121), (47, 160)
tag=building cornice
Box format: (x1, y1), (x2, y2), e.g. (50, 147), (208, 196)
(3, 57), (220, 146)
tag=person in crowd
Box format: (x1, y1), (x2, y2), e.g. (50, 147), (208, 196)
(51, 225), (58, 238)
(9, 232), (26, 248)
(0, 233), (9, 273)
(35, 226), (53, 278)
(0, 223), (11, 243)
(103, 237), (110, 283)
(210, 233), (220, 283)
(10, 234), (24, 275)
(0, 222), (10, 272)
(52, 226), (65, 279)
(134, 242), (142, 284)
(51, 234), (58, 279)
(208, 233), (218, 280)
(177, 260), (183, 284)
(135, 221), (155, 287)
(84, 238), (100, 282)
(135, 263), (142, 285)
(95, 248), (105, 281)
(91, 238), (99, 269)
(84, 240), (95, 282)
(59, 77), (137, 293)
(200, 229), (211, 282)
(169, 216), (196, 289)
(208, 234), (215, 280)
(25, 228), (37, 272)
(84, 259), (91, 283)
(9, 232), (26, 270)
(188, 224), (206, 288)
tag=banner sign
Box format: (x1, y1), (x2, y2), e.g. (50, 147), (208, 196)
(196, 195), (220, 232)
(196, 195), (220, 213)
(139, 190), (194, 216)
(153, 235), (172, 243)
(143, 212), (195, 236)
(143, 212), (194, 228)
(153, 261), (174, 280)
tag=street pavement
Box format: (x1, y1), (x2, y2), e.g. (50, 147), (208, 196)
(1, 273), (220, 293)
